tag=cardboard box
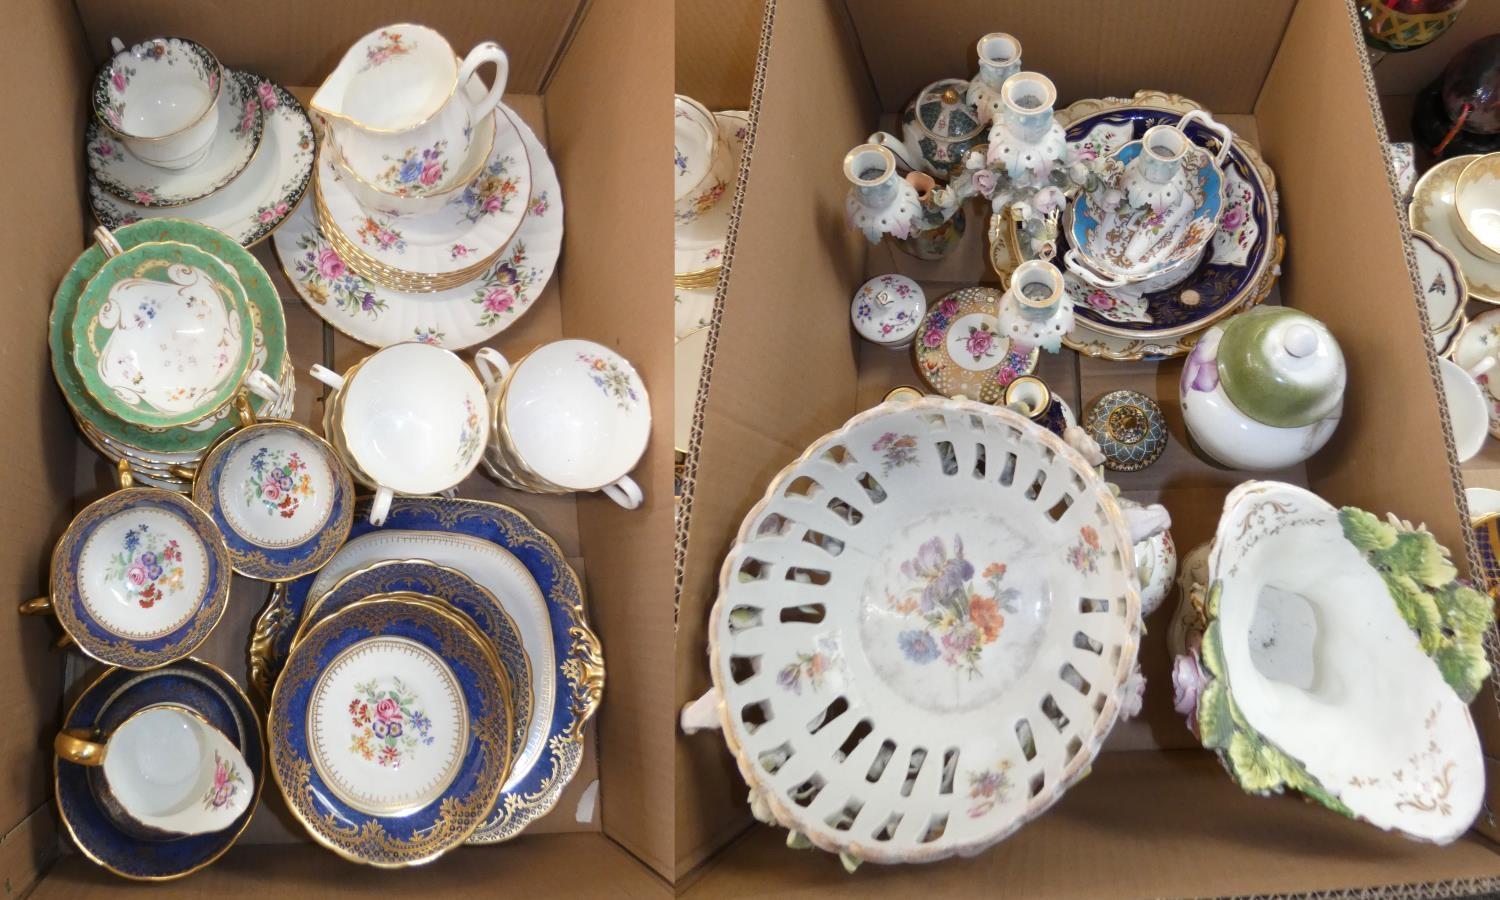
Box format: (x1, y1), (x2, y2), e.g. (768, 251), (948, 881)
(675, 1), (1500, 895)
(3, 0), (673, 894)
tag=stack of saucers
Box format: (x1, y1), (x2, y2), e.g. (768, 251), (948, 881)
(85, 36), (314, 247)
(252, 496), (603, 858)
(50, 219), (293, 493)
(271, 25), (561, 352)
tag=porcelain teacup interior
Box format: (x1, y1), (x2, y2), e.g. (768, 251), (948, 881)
(1439, 357), (1489, 462)
(55, 703), (252, 838)
(73, 228), (280, 428)
(92, 36), (223, 170)
(311, 342), (488, 525)
(674, 95), (732, 225)
(500, 339), (650, 508)
(216, 423), (340, 549)
(1453, 153), (1500, 263)
(312, 25), (508, 198)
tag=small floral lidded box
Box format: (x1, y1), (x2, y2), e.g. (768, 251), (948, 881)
(851, 274), (925, 350)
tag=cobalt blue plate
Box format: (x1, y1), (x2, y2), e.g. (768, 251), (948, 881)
(55, 658), (263, 879)
(249, 496), (601, 842)
(269, 595), (511, 866)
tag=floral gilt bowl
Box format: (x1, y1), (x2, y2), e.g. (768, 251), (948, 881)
(1172, 481), (1490, 844)
(707, 397), (1140, 866)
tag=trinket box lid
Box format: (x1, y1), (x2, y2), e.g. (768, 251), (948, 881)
(909, 79), (983, 143)
(851, 274), (925, 345)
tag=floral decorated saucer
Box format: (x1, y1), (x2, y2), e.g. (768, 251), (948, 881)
(1172, 482), (1489, 844)
(56, 658), (263, 880)
(51, 219), (290, 458)
(913, 286), (1039, 404)
(1411, 155), (1500, 306)
(87, 69), (264, 208)
(1412, 231), (1466, 343)
(1448, 309), (1500, 438)
(707, 397), (1140, 866)
(1056, 92), (1281, 346)
(190, 413), (354, 582)
(291, 560), (533, 773)
(91, 77), (314, 247)
(250, 497), (601, 844)
(675, 110), (748, 284)
(272, 105), (560, 350)
(314, 105), (531, 285)
(270, 595), (512, 865)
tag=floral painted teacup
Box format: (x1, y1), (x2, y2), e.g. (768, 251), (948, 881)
(312, 25), (509, 199)
(674, 95), (734, 226)
(92, 37), (223, 170)
(486, 339), (650, 509)
(311, 343), (490, 526)
(56, 702), (252, 839)
(21, 461), (231, 670)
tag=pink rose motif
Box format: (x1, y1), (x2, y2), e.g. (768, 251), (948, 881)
(1086, 289), (1116, 312)
(1172, 651), (1208, 737)
(315, 248), (346, 280)
(1221, 205), (1247, 232)
(94, 141), (113, 158)
(482, 287), (515, 313)
(922, 329), (944, 349)
(965, 328), (995, 358)
(1032, 186), (1065, 216)
(262, 480), (282, 502)
(378, 229), (398, 247)
(110, 70), (126, 91)
(420, 159), (443, 186)
(133, 191), (154, 204)
(258, 202), (288, 223)
(374, 697), (402, 724)
(258, 81), (277, 109)
(482, 194), (503, 213)
(972, 168), (999, 198)
(126, 562), (148, 586)
(938, 298), (959, 317)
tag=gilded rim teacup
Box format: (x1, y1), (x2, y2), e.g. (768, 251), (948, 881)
(72, 228), (282, 429)
(1453, 153), (1500, 264)
(92, 36), (223, 170)
(310, 342), (489, 525)
(21, 461), (232, 670)
(56, 702), (253, 840)
(674, 95), (733, 225)
(311, 24), (509, 198)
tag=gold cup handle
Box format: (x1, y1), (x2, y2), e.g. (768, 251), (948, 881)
(116, 459), (134, 490)
(170, 465), (198, 482)
(19, 596), (51, 616)
(55, 729), (106, 766)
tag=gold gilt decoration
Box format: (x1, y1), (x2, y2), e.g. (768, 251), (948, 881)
(270, 596), (512, 867)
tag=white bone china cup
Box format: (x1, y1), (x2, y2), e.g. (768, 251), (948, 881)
(93, 37), (223, 170)
(55, 703), (252, 838)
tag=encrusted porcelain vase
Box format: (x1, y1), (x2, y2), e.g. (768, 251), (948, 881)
(996, 259), (1072, 353)
(1170, 482), (1490, 845)
(844, 143), (922, 244)
(965, 32), (1022, 127)
(1180, 306), (1345, 471)
(973, 72), (1068, 212)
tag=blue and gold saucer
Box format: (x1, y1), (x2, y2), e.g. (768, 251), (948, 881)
(55, 658), (263, 880)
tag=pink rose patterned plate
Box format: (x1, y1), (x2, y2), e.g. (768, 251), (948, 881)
(912, 286), (1039, 404)
(86, 69), (264, 208)
(90, 76), (313, 246)
(271, 103), (561, 350)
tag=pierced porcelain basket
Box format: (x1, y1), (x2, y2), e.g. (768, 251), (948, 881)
(1172, 481), (1491, 845)
(706, 397), (1141, 866)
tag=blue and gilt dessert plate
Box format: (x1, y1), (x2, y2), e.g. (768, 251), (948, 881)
(250, 497), (602, 843)
(293, 559), (534, 773)
(45, 480), (231, 670)
(56, 658), (264, 880)
(191, 417), (354, 582)
(1056, 92), (1282, 355)
(270, 594), (513, 866)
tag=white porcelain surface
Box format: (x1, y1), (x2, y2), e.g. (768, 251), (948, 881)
(1449, 310), (1500, 439)
(217, 428), (337, 547)
(1410, 155), (1500, 306)
(852, 274), (924, 348)
(675, 326), (708, 453)
(308, 635), (468, 814)
(708, 398), (1139, 864)
(1202, 481), (1485, 844)
(1466, 486), (1500, 518)
(78, 507), (209, 639)
(674, 96), (722, 203)
(96, 37), (221, 168)
(306, 529), (553, 791)
(312, 25), (507, 197)
(90, 76), (314, 246)
(1454, 155), (1500, 261)
(502, 340), (650, 490)
(1439, 357), (1490, 462)
(1412, 231), (1465, 337)
(99, 704), (252, 835)
(675, 111), (747, 276)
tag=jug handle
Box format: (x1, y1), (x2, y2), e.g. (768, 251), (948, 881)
(459, 42), (509, 121)
(1178, 110), (1234, 169)
(867, 132), (924, 175)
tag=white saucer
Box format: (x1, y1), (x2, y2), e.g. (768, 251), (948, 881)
(90, 76), (314, 247)
(1439, 357), (1489, 462)
(1449, 309), (1500, 439)
(674, 326), (708, 453)
(272, 104), (561, 350)
(1467, 487), (1500, 519)
(1410, 154), (1500, 306)
(316, 106), (531, 280)
(86, 69), (264, 208)
(675, 284), (713, 339)
(674, 110), (747, 278)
